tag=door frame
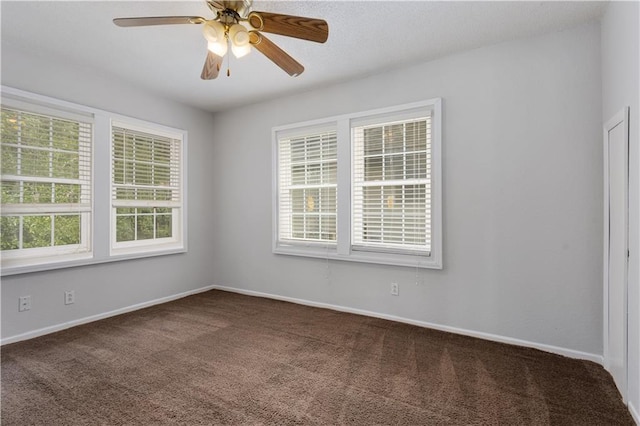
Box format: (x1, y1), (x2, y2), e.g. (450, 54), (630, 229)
(603, 106), (630, 403)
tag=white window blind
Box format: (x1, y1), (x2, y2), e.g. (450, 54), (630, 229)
(352, 115), (431, 254)
(111, 125), (182, 246)
(278, 130), (337, 243)
(0, 106), (92, 258)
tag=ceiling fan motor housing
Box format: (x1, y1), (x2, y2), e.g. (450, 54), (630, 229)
(207, 0), (253, 18)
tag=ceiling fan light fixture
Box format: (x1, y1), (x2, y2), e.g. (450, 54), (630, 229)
(208, 40), (228, 57)
(231, 43), (251, 58)
(202, 20), (225, 43)
(229, 23), (250, 45)
(203, 20), (228, 56)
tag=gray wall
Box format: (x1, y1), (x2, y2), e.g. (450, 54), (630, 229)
(210, 23), (604, 356)
(1, 44), (217, 339)
(602, 0), (640, 417)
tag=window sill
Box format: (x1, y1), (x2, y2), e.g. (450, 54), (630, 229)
(274, 244), (442, 269)
(110, 240), (184, 257)
(1, 247), (187, 277)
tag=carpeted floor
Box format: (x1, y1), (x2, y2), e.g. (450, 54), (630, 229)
(1, 290), (634, 425)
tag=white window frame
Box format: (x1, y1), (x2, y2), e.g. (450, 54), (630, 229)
(109, 120), (185, 256)
(1, 86), (188, 276)
(273, 99), (442, 269)
(1, 96), (94, 270)
(276, 122), (338, 248)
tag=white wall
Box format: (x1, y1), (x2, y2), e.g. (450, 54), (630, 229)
(210, 23), (604, 357)
(1, 43), (218, 340)
(602, 1), (640, 420)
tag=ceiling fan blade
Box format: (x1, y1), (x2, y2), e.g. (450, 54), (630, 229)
(248, 12), (328, 43)
(201, 51), (223, 80)
(249, 32), (304, 77)
(113, 16), (205, 27)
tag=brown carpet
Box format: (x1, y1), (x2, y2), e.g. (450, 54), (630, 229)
(1, 290), (634, 425)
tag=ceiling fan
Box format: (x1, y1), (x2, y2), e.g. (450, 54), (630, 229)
(113, 0), (329, 80)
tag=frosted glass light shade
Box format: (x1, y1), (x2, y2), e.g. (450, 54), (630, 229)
(208, 41), (228, 57)
(231, 43), (251, 58)
(202, 20), (225, 43)
(229, 24), (250, 46)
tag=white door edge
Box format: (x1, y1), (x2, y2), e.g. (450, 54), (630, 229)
(603, 106), (629, 403)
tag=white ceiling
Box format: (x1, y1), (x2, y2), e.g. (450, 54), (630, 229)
(1, 1), (607, 113)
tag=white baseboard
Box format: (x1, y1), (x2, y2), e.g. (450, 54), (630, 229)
(1, 283), (605, 366)
(211, 285), (604, 365)
(1, 284), (218, 346)
(629, 401), (639, 425)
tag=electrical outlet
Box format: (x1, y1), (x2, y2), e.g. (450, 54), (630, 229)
(64, 290), (75, 305)
(19, 296), (31, 312)
(390, 282), (399, 296)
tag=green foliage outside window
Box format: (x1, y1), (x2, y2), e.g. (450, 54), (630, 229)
(115, 207), (172, 242)
(1, 108), (89, 251)
(0, 214), (80, 251)
(0, 216), (20, 250)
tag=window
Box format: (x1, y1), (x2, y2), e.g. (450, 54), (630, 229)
(111, 123), (184, 255)
(1, 86), (187, 275)
(0, 105), (92, 268)
(278, 128), (337, 244)
(352, 115), (431, 254)
(273, 99), (442, 269)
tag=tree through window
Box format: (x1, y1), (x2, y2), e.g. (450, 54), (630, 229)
(0, 106), (92, 261)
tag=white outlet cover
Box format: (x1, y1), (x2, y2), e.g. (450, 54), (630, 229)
(19, 296), (31, 312)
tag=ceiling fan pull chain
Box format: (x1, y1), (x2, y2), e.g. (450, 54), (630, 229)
(227, 36), (231, 76)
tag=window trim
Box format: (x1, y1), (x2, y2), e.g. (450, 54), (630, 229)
(109, 119), (185, 256)
(273, 98), (442, 269)
(351, 111), (434, 255)
(1, 86), (188, 276)
(276, 123), (338, 246)
(1, 98), (94, 270)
